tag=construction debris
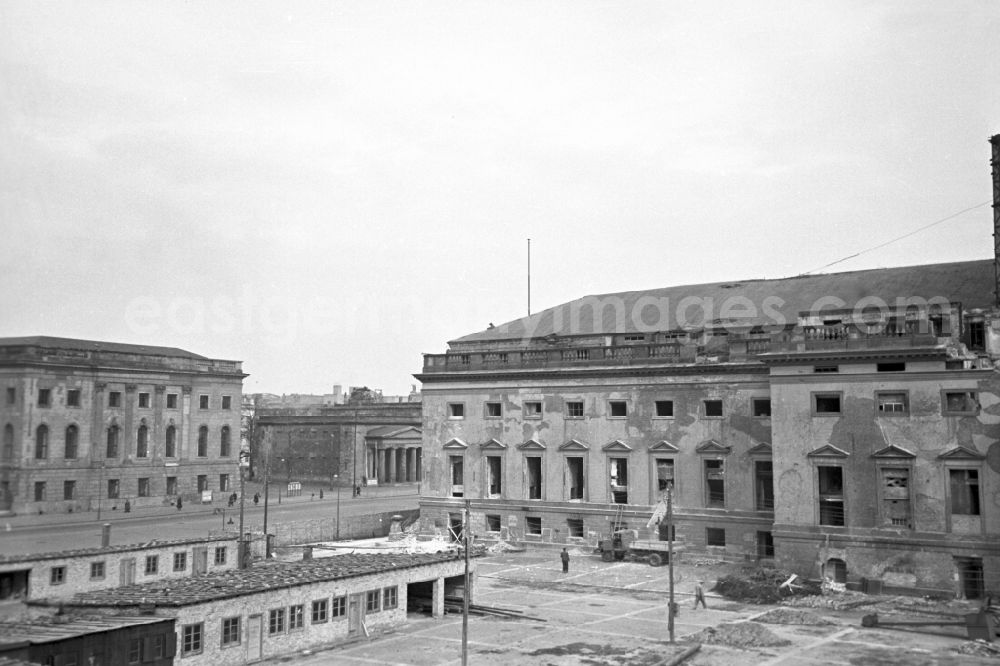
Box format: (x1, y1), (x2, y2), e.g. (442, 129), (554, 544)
(956, 640), (1000, 659)
(755, 608), (833, 626)
(440, 597), (546, 622)
(715, 568), (821, 604)
(685, 622), (792, 648)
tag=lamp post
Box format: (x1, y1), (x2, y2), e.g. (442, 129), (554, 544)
(238, 447), (249, 569)
(667, 482), (675, 643)
(334, 474), (341, 540)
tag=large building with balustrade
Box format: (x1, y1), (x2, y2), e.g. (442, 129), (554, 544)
(0, 337), (246, 515)
(416, 259), (1000, 598)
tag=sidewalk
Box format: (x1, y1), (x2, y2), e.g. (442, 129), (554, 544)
(1, 481), (419, 531)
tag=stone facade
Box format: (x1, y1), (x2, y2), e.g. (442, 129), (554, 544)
(0, 337), (246, 515)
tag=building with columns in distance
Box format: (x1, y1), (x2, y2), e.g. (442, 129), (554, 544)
(0, 337), (246, 515)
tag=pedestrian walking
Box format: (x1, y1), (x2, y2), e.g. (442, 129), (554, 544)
(176, 497), (183, 511)
(693, 580), (707, 609)
(560, 547), (570, 573)
(355, 484), (361, 497)
(253, 493), (259, 506)
(124, 499), (131, 513)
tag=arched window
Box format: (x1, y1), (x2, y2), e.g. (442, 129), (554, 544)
(106, 424), (120, 458)
(197, 426), (208, 457)
(35, 424), (49, 459)
(220, 426), (231, 457)
(2, 424), (14, 460)
(136, 424), (149, 458)
(165, 425), (177, 458)
(65, 425), (78, 459)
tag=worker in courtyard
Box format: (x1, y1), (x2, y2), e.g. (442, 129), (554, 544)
(693, 580), (707, 609)
(560, 547), (570, 573)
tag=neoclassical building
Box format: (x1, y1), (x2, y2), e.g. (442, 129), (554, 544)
(0, 337), (246, 515)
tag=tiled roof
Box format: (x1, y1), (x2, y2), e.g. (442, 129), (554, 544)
(61, 552), (465, 608)
(0, 336), (209, 360)
(0, 615), (170, 645)
(0, 536), (235, 566)
(451, 259), (994, 343)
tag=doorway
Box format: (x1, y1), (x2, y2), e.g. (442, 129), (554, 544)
(246, 614), (262, 662)
(955, 557), (984, 600)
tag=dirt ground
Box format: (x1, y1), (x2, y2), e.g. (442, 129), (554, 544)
(280, 549), (999, 666)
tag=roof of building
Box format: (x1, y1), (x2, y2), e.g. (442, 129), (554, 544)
(451, 259), (995, 344)
(0, 336), (211, 360)
(0, 615), (171, 646)
(0, 536), (235, 566)
(60, 552), (464, 608)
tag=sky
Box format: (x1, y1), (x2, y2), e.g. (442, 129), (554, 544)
(1, 1), (998, 396)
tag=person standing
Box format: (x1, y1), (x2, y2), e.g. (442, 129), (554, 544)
(176, 497), (182, 511)
(693, 580), (707, 609)
(560, 547), (570, 573)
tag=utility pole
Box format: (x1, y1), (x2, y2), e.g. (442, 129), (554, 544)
(462, 498), (470, 666)
(238, 452), (247, 569)
(667, 483), (675, 643)
(527, 238), (531, 316)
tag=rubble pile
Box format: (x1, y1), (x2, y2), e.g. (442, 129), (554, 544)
(783, 590), (873, 611)
(756, 608), (833, 626)
(714, 568), (821, 604)
(685, 622), (792, 648)
(956, 640), (1000, 659)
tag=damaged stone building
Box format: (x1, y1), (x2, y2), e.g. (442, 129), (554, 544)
(416, 258), (1000, 598)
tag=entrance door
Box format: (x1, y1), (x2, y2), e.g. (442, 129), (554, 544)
(348, 593), (364, 637)
(246, 614), (262, 662)
(192, 547), (208, 576)
(120, 558), (135, 586)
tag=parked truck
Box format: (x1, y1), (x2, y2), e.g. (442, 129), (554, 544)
(595, 499), (684, 566)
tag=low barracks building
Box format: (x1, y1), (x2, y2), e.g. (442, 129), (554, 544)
(50, 553), (474, 665)
(0, 337), (246, 515)
(416, 259), (1000, 597)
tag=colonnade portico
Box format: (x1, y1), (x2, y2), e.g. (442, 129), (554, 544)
(363, 425), (422, 485)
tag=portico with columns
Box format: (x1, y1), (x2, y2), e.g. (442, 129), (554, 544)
(364, 425), (422, 485)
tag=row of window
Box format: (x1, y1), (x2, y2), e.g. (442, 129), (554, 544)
(181, 587), (399, 656)
(7, 386), (233, 411)
(32, 474), (232, 502)
(4, 422), (233, 461)
(49, 547), (227, 585)
(813, 389), (979, 416)
(448, 398), (766, 420)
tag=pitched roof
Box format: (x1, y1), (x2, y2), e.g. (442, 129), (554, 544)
(0, 536), (234, 566)
(61, 553), (464, 608)
(0, 336), (210, 360)
(451, 259), (994, 344)
(0, 615), (171, 645)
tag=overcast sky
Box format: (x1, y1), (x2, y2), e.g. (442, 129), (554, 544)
(1, 1), (998, 396)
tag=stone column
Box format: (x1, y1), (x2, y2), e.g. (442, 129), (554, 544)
(388, 448), (397, 483)
(432, 576), (445, 618)
(376, 448), (384, 483)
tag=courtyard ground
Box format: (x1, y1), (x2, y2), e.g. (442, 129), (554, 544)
(279, 548), (997, 665)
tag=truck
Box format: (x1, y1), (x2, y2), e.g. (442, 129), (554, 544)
(595, 500), (684, 566)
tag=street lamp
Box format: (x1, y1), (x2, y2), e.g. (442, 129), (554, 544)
(334, 474), (341, 540)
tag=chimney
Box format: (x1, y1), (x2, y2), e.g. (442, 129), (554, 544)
(991, 134), (1000, 307)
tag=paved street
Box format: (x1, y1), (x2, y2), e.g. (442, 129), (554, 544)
(0, 483), (419, 556)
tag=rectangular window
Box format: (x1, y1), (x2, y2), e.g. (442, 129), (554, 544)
(703, 399), (723, 417)
(199, 395), (209, 410)
(5, 387), (14, 404)
(312, 599), (329, 623)
(173, 552), (187, 572)
(214, 546), (227, 565)
(107, 479), (120, 499)
(706, 527), (726, 547)
(704, 460), (725, 507)
(609, 457), (628, 504)
(34, 481), (46, 501)
(567, 518), (584, 537)
(751, 398), (771, 417)
(609, 400), (628, 417)
(818, 466), (845, 526)
(166, 477), (177, 496)
(108, 391), (121, 408)
(221, 616), (241, 647)
(881, 467), (911, 527)
(383, 586), (398, 610)
(197, 475), (208, 492)
(754, 461), (774, 510)
(526, 516), (542, 535)
(219, 474), (230, 492)
(524, 401), (542, 418)
(654, 400), (674, 417)
(37, 388), (51, 407)
(559, 400), (583, 419)
(332, 596), (346, 618)
(969, 320), (986, 349)
(448, 403), (465, 418)
(813, 393), (842, 415)
(656, 459), (674, 492)
(90, 561), (105, 579)
(152, 635), (164, 659)
(145, 555), (158, 575)
(66, 389), (80, 407)
(63, 480), (76, 500)
(50, 566), (65, 584)
(876, 391), (908, 415)
(567, 456), (585, 500)
(128, 638), (141, 664)
(486, 456), (502, 497)
(526, 456), (542, 499)
(138, 392), (150, 408)
(138, 477), (150, 497)
(943, 390), (979, 415)
(486, 514), (501, 532)
(450, 456), (464, 498)
(949, 469), (981, 515)
(289, 604), (304, 630)
(222, 395), (232, 410)
(757, 531), (775, 558)
(181, 623), (203, 655)
(365, 589), (381, 613)
(268, 608), (286, 635)
(877, 362), (906, 372)
(485, 402), (502, 418)
(166, 393), (178, 409)
(813, 365), (839, 373)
